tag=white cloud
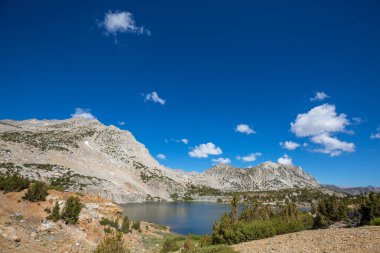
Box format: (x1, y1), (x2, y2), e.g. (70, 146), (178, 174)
(290, 104), (355, 156)
(101, 11), (150, 36)
(212, 157), (231, 164)
(156, 154), (166, 160)
(235, 124), (255, 135)
(370, 127), (380, 140)
(118, 121), (126, 126)
(310, 91), (329, 101)
(291, 104), (349, 137)
(237, 152), (262, 162)
(145, 91), (166, 105)
(311, 133), (355, 156)
(277, 154), (292, 166)
(71, 108), (96, 120)
(189, 142), (222, 158)
(280, 141), (300, 151)
(181, 139), (189, 144)
(352, 117), (363, 125)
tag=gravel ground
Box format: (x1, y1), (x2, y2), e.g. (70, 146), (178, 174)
(233, 226), (380, 253)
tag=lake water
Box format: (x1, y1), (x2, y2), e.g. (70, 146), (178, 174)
(121, 202), (233, 235)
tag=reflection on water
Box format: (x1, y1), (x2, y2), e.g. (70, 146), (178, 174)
(120, 202), (232, 235)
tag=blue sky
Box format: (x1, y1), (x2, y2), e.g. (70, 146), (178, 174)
(1, 0), (380, 186)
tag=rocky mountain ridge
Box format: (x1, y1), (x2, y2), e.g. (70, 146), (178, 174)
(0, 118), (320, 203)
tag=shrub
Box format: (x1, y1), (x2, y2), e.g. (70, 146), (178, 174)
(60, 196), (83, 224)
(100, 218), (119, 230)
(212, 202), (314, 245)
(23, 181), (48, 202)
(121, 216), (130, 234)
(317, 196), (348, 223)
(160, 238), (179, 253)
(0, 173), (30, 193)
(200, 234), (212, 247)
(182, 236), (195, 253)
(47, 202), (61, 222)
(370, 217), (380, 226)
(360, 193), (380, 225)
(132, 221), (141, 231)
(189, 245), (237, 253)
(93, 232), (129, 253)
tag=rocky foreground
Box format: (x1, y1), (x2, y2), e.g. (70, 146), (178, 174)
(233, 226), (380, 253)
(0, 190), (171, 253)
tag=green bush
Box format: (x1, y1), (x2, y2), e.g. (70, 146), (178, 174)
(100, 218), (120, 230)
(200, 234), (212, 247)
(0, 173), (30, 193)
(181, 236), (195, 253)
(316, 196), (348, 224)
(160, 238), (180, 253)
(23, 181), (48, 202)
(60, 196), (83, 224)
(121, 216), (130, 234)
(93, 232), (129, 253)
(360, 193), (380, 225)
(189, 245), (237, 253)
(47, 202), (61, 222)
(132, 221), (141, 231)
(370, 217), (380, 226)
(212, 202), (314, 245)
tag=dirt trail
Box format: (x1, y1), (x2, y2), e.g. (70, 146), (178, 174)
(233, 226), (380, 253)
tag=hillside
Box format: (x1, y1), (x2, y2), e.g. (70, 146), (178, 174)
(0, 118), (320, 203)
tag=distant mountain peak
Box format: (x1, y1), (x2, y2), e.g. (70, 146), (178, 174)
(1, 118), (320, 203)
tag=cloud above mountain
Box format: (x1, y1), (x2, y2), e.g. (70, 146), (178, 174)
(311, 133), (355, 156)
(189, 142), (222, 158)
(291, 104), (349, 137)
(156, 154), (166, 160)
(290, 104), (355, 156)
(237, 152), (262, 162)
(278, 154), (292, 165)
(71, 108), (96, 120)
(280, 141), (300, 151)
(212, 157), (231, 164)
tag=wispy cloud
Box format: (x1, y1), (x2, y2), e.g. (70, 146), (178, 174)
(310, 91), (329, 101)
(370, 126), (380, 140)
(280, 141), (300, 151)
(189, 142), (222, 158)
(118, 121), (126, 126)
(236, 152), (262, 162)
(212, 157), (231, 164)
(71, 108), (96, 120)
(144, 91), (166, 105)
(100, 10), (150, 36)
(235, 124), (256, 135)
(277, 154), (292, 166)
(156, 154), (166, 160)
(180, 139), (189, 144)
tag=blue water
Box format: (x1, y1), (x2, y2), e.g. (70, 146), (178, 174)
(121, 202), (232, 235)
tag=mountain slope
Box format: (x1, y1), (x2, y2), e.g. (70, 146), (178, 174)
(0, 118), (320, 203)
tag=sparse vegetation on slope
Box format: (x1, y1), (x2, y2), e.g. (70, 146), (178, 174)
(0, 172), (30, 192)
(60, 196), (83, 224)
(94, 232), (130, 253)
(23, 181), (48, 202)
